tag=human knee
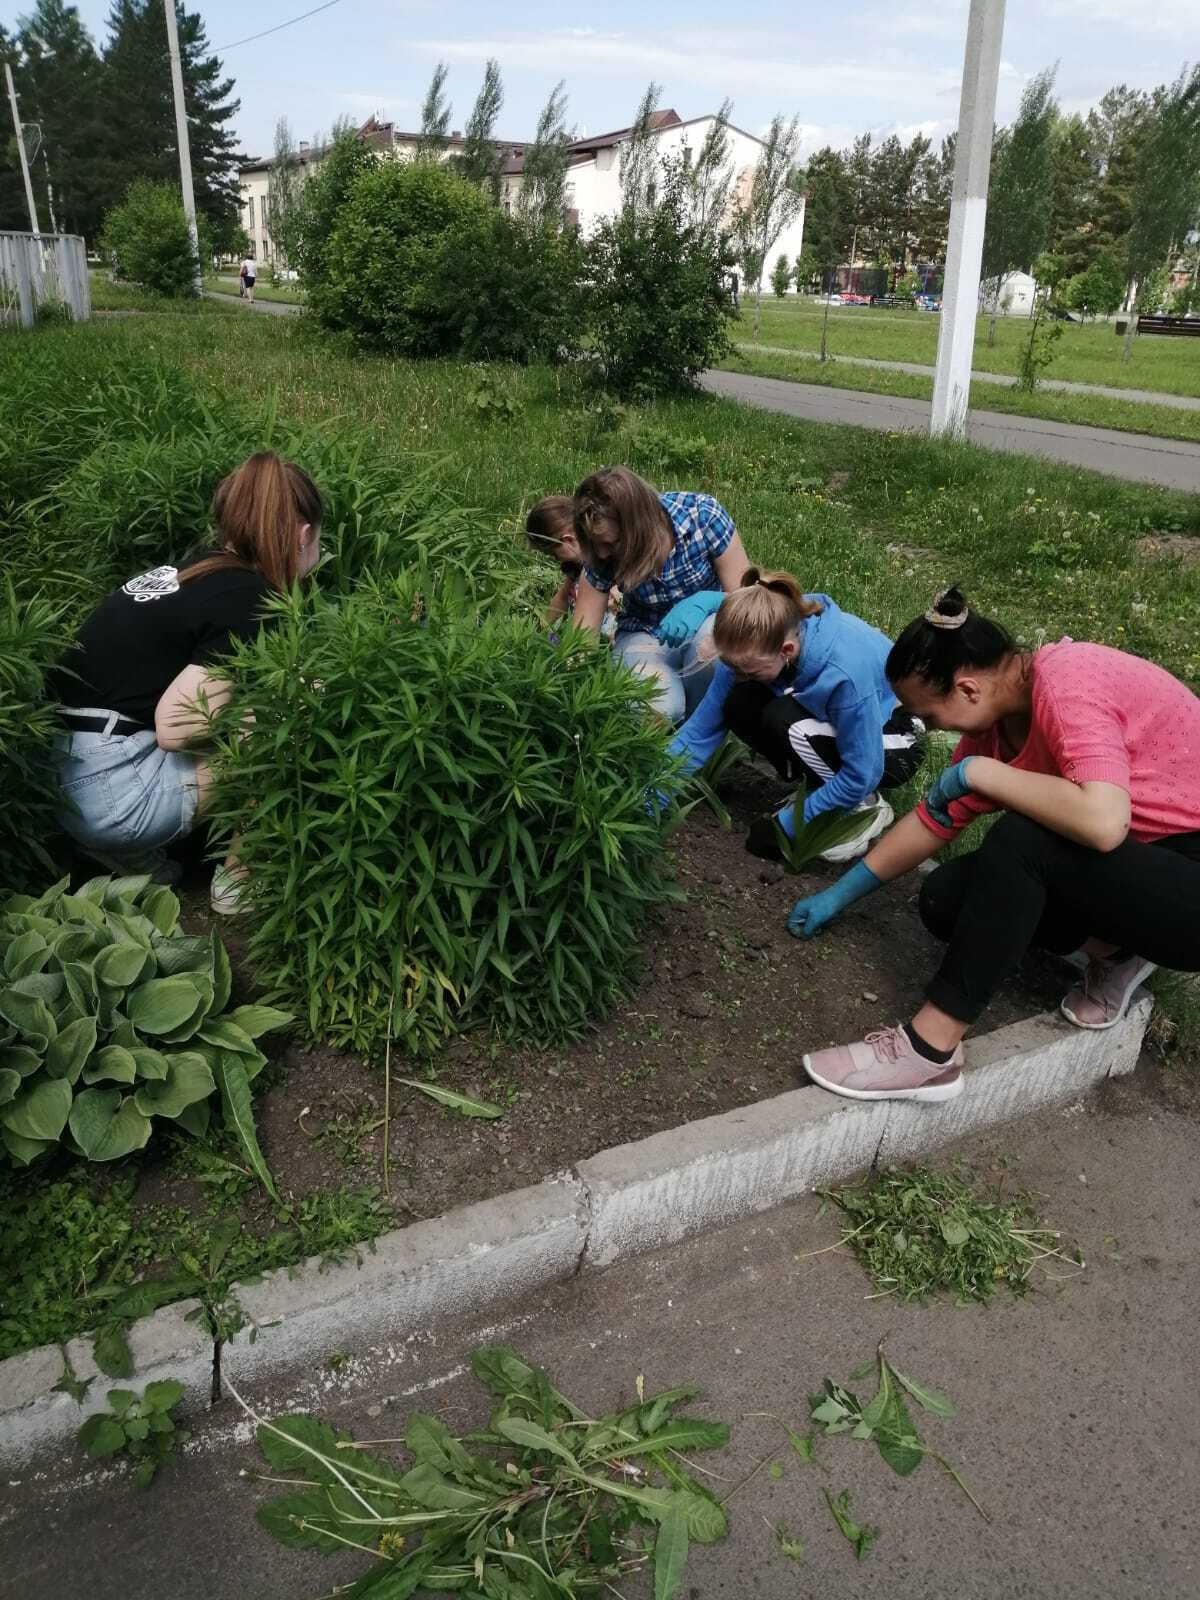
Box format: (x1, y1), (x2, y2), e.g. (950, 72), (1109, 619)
(918, 860), (969, 942)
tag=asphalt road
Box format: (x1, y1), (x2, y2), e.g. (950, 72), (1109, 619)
(702, 369), (1200, 493)
(4, 1061), (1197, 1600)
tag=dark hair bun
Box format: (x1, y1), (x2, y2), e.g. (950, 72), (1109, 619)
(931, 586), (968, 620)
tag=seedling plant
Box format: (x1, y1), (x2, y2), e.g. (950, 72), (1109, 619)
(78, 1379), (186, 1488)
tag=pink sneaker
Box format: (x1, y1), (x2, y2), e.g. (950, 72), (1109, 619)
(803, 1026), (964, 1103)
(1060, 955), (1155, 1030)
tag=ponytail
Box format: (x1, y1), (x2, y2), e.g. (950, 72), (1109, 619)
(886, 586), (1014, 693)
(179, 451), (323, 592)
(713, 567), (823, 657)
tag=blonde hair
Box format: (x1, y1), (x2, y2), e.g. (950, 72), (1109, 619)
(713, 568), (823, 658)
(181, 452), (322, 592)
(572, 466), (672, 588)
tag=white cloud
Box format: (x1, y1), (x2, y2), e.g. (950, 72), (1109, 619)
(411, 29), (966, 113)
(1047, 0), (1200, 35)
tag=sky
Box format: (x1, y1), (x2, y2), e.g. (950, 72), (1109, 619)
(30, 0), (1197, 161)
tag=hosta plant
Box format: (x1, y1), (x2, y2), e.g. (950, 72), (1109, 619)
(209, 577), (683, 1055)
(0, 874), (288, 1190)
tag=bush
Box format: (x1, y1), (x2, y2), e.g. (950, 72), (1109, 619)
(439, 214), (587, 364)
(209, 580), (682, 1055)
(0, 874), (289, 1174)
(290, 127), (377, 314)
(100, 180), (206, 300)
(0, 583), (68, 894)
(586, 163), (734, 398)
(316, 161), (496, 354)
(770, 254), (791, 298)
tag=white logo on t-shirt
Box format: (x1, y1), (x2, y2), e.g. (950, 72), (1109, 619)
(122, 565), (181, 603)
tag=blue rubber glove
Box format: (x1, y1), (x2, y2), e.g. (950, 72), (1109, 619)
(656, 591), (724, 647)
(775, 802), (796, 840)
(645, 788), (671, 819)
(787, 860), (882, 940)
(924, 756), (975, 828)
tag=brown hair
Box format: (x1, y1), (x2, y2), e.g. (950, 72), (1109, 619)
(525, 495), (575, 557)
(572, 466), (672, 588)
(712, 567), (823, 658)
(179, 451), (323, 592)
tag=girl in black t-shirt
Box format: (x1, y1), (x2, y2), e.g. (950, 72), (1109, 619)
(52, 451), (323, 912)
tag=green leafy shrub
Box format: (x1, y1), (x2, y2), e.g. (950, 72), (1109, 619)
(316, 161), (496, 354)
(0, 873), (289, 1182)
(0, 583), (69, 894)
(209, 579), (682, 1054)
(587, 161), (734, 398)
(288, 126), (376, 320)
(618, 418), (715, 478)
(79, 1379), (185, 1487)
(99, 179), (207, 300)
(41, 421), (255, 601)
(439, 213), (587, 364)
(246, 1344), (729, 1593)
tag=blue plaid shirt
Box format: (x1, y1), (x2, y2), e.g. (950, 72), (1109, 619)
(584, 492), (737, 636)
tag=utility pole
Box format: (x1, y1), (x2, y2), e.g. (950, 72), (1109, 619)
(162, 0), (203, 296)
(4, 62), (42, 237)
(930, 0), (1006, 438)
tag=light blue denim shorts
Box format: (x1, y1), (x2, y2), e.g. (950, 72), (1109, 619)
(53, 712), (201, 856)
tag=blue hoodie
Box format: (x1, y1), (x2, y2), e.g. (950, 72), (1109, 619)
(669, 595), (899, 822)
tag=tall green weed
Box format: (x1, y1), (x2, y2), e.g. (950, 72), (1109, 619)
(209, 579), (682, 1054)
(0, 583), (68, 893)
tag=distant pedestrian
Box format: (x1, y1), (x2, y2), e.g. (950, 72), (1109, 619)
(241, 254), (256, 304)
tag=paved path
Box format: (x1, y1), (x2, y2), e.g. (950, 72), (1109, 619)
(735, 341), (1200, 412)
(204, 289), (301, 316)
(5, 1069), (1198, 1599)
(703, 369), (1200, 493)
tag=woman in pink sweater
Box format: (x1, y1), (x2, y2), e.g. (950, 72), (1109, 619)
(789, 587), (1200, 1103)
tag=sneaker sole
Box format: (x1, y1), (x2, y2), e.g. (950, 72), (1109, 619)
(1060, 961), (1156, 1030)
(802, 1054), (964, 1102)
(818, 801), (895, 864)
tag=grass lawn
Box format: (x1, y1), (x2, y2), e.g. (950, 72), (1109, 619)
(740, 299), (1200, 398)
(87, 270), (226, 314)
(204, 273), (306, 305)
(69, 310), (1196, 684)
(3, 310), (1200, 1363)
(724, 343), (1200, 447)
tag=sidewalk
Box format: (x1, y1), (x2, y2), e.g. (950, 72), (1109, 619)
(4, 1064), (1197, 1599)
(735, 340), (1200, 412)
(703, 368), (1200, 493)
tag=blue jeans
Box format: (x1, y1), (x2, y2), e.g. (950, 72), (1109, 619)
(613, 615), (717, 725)
(53, 714), (200, 864)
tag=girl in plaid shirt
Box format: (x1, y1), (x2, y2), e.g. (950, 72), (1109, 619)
(570, 466), (752, 724)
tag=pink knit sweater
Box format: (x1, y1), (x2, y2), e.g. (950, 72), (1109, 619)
(917, 641), (1200, 845)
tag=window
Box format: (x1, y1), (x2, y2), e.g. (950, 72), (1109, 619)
(248, 196), (255, 229)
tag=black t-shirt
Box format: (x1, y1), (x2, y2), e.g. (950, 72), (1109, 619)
(51, 555), (274, 728)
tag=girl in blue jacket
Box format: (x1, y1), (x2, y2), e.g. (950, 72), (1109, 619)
(670, 569), (926, 862)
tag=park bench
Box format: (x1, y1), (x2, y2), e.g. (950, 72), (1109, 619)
(1136, 314), (1200, 337)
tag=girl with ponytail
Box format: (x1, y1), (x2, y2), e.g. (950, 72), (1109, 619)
(794, 587), (1200, 1106)
(670, 569), (925, 862)
(50, 451), (323, 912)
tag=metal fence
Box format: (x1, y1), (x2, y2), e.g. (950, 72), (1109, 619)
(0, 230), (91, 328)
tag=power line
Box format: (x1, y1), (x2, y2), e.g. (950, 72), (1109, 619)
(214, 0), (345, 54)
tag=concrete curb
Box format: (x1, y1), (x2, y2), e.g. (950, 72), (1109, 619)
(0, 995), (1150, 1462)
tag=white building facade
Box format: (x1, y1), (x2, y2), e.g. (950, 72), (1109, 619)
(238, 109), (805, 291)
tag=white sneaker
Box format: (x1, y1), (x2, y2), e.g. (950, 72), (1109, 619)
(210, 865), (250, 915)
(819, 797), (894, 863)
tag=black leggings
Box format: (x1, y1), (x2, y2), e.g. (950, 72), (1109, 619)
(723, 680), (925, 794)
(919, 813), (1200, 1023)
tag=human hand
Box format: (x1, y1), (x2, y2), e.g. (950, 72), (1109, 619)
(656, 591), (724, 647)
(786, 886), (844, 940)
(924, 757), (975, 828)
(786, 860), (882, 940)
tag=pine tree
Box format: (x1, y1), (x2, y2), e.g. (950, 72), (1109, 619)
(416, 61), (451, 162)
(97, 1), (241, 245)
(1048, 112), (1097, 277)
(9, 2), (105, 239)
(801, 146), (853, 288)
(455, 58), (503, 199)
(517, 80), (570, 228)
